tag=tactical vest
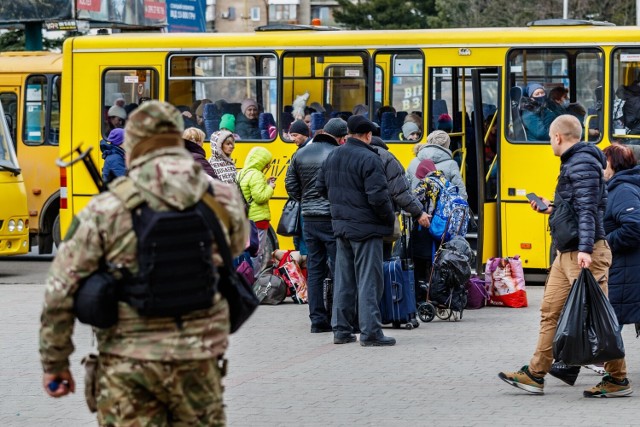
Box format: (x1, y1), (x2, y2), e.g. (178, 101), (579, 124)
(110, 178), (224, 318)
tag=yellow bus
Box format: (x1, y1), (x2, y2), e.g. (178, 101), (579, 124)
(0, 101), (29, 256)
(60, 20), (637, 273)
(0, 52), (63, 254)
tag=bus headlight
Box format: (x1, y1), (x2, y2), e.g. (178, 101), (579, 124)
(8, 219), (16, 232)
(17, 219), (24, 232)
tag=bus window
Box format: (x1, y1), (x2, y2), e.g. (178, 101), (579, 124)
(23, 75), (47, 146)
(612, 48), (640, 139)
(374, 50), (424, 142)
(281, 51), (369, 140)
(50, 75), (61, 145)
(102, 68), (158, 140)
(167, 53), (278, 141)
(507, 48), (603, 142)
(0, 92), (17, 144)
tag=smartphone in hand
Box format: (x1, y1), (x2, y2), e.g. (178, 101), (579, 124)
(526, 193), (548, 212)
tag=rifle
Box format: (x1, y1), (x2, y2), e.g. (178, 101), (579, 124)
(56, 145), (105, 193)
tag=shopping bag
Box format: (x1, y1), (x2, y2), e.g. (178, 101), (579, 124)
(275, 250), (308, 304)
(465, 276), (489, 309)
(276, 199), (301, 237)
(485, 256), (528, 308)
(553, 268), (625, 365)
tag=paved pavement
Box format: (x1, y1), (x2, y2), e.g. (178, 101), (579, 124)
(2, 260), (640, 426)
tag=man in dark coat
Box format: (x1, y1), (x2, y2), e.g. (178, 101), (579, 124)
(316, 115), (396, 347)
(285, 118), (347, 333)
(499, 115), (630, 398)
(370, 136), (430, 259)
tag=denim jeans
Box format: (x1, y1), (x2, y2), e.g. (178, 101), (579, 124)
(333, 236), (384, 341)
(303, 219), (336, 328)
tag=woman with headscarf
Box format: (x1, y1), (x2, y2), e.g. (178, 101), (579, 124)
(405, 130), (467, 200)
(521, 82), (549, 141)
(208, 130), (237, 184)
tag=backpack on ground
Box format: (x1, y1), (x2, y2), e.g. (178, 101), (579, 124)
(253, 270), (287, 305)
(429, 183), (470, 242)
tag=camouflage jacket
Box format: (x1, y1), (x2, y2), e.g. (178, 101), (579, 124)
(40, 147), (249, 374)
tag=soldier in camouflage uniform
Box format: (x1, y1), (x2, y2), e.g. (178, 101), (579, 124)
(39, 101), (248, 426)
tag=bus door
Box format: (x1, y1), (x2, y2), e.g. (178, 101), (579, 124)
(429, 66), (500, 272)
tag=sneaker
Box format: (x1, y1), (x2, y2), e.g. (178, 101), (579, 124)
(549, 361), (581, 386)
(360, 335), (396, 347)
(584, 364), (606, 375)
(333, 333), (357, 344)
(498, 365), (544, 394)
(583, 375), (633, 398)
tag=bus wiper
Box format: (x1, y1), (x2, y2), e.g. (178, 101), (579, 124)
(0, 163), (21, 176)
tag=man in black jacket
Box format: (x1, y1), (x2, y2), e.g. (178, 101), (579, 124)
(370, 136), (430, 259)
(285, 118), (347, 333)
(499, 115), (630, 397)
(316, 115), (396, 347)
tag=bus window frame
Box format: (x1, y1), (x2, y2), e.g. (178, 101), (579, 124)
(23, 74), (57, 147)
(280, 49), (370, 142)
(0, 92), (18, 146)
(373, 49), (425, 142)
(101, 67), (159, 140)
(610, 46), (640, 142)
(167, 51), (279, 143)
(505, 46), (604, 145)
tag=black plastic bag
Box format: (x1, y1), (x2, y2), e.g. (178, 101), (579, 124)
(428, 237), (472, 311)
(553, 268), (625, 365)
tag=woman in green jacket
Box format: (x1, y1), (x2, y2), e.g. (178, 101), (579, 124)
(238, 146), (275, 271)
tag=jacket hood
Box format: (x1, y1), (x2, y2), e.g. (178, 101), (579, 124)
(417, 144), (453, 164)
(370, 136), (389, 150)
(608, 165), (640, 192)
(311, 133), (340, 146)
(243, 146), (273, 171)
(183, 138), (206, 158)
(101, 139), (125, 159)
(127, 147), (209, 210)
(561, 142), (607, 169)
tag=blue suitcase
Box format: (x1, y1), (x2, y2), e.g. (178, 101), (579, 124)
(380, 257), (419, 329)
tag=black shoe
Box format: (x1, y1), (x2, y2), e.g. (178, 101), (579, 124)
(311, 325), (333, 333)
(549, 361), (581, 386)
(360, 336), (396, 347)
(333, 334), (357, 344)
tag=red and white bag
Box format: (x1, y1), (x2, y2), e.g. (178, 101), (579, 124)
(274, 250), (308, 304)
(485, 255), (528, 308)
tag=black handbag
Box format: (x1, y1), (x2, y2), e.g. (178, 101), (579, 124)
(548, 192), (579, 253)
(277, 198), (301, 237)
(200, 199), (259, 334)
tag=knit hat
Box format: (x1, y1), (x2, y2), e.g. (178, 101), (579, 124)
(219, 113), (236, 132)
(416, 159), (437, 179)
(436, 113), (453, 132)
(347, 115), (376, 134)
(402, 122), (420, 138)
(108, 105), (127, 120)
(525, 82), (545, 97)
(123, 100), (184, 154)
(323, 118), (348, 137)
(212, 130), (233, 152)
(427, 130), (451, 149)
(241, 99), (258, 115)
(107, 128), (125, 146)
(289, 119), (309, 137)
(309, 102), (325, 113)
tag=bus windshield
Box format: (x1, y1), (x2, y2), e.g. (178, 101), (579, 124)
(0, 105), (20, 174)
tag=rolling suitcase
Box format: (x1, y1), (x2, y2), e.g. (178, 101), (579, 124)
(380, 215), (419, 329)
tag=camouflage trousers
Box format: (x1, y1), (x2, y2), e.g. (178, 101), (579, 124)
(96, 353), (226, 427)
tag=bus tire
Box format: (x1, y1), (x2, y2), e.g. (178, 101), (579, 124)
(52, 215), (61, 249)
